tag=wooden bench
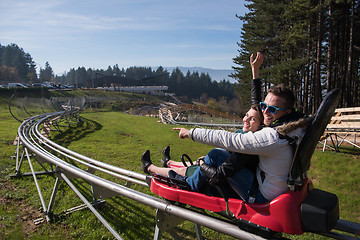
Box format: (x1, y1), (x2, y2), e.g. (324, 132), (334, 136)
(322, 107), (360, 152)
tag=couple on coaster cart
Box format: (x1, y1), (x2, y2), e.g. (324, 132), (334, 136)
(140, 52), (341, 235)
(141, 52), (307, 204)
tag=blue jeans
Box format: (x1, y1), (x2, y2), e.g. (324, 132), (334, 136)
(186, 148), (268, 203)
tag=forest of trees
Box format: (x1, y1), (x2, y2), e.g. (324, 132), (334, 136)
(0, 43), (235, 102)
(233, 0), (359, 113)
(55, 65), (236, 101)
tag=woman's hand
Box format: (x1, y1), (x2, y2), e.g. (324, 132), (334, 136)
(173, 128), (190, 139)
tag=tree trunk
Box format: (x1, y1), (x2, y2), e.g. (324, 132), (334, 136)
(326, 1), (333, 92)
(339, 3), (349, 107)
(303, 23), (312, 113)
(314, 0), (323, 112)
(346, 0), (354, 106)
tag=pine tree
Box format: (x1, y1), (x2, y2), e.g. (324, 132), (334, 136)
(39, 61), (54, 83)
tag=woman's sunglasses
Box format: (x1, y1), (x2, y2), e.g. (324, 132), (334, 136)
(260, 102), (288, 114)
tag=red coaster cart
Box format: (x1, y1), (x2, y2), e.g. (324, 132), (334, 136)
(148, 89), (359, 239)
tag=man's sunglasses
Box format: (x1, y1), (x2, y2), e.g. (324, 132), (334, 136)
(259, 102), (288, 114)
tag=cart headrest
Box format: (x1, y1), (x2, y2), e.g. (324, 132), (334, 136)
(292, 89), (340, 179)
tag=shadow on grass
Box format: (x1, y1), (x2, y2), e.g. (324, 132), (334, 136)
(51, 117), (102, 148)
(320, 145), (360, 155)
(336, 146), (360, 155)
(101, 196), (156, 238)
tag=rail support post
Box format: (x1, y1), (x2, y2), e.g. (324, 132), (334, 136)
(154, 209), (203, 240)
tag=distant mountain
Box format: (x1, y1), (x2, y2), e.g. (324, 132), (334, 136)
(163, 67), (236, 83)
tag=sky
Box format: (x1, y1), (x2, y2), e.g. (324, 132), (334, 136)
(0, 0), (248, 75)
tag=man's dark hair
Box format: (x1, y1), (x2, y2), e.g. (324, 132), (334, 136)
(268, 84), (296, 109)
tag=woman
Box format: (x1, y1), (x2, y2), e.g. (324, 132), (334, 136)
(161, 104), (263, 169)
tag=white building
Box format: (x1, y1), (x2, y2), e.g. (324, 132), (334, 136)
(99, 86), (168, 96)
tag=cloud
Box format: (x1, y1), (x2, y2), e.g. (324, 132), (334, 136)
(1, 0), (243, 36)
(1, 0), (248, 73)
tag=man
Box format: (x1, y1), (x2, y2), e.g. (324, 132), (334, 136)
(173, 84), (307, 203)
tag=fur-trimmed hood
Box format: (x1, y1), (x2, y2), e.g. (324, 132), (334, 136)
(275, 117), (313, 136)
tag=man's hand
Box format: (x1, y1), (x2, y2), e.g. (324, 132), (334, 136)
(250, 52), (263, 79)
(173, 128), (190, 139)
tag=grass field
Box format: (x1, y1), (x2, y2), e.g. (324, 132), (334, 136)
(0, 91), (359, 239)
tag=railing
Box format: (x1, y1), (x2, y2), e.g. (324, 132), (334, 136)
(158, 103), (243, 128)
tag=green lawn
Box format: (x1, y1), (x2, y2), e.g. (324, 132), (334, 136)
(0, 94), (359, 239)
